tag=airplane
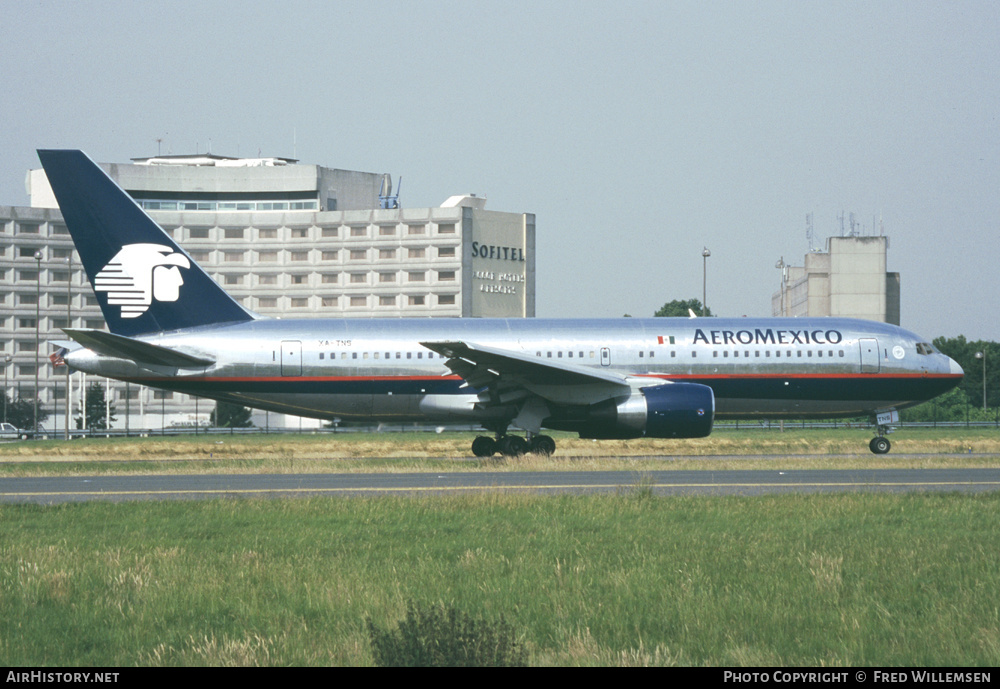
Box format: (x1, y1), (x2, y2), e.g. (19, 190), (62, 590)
(37, 149), (963, 456)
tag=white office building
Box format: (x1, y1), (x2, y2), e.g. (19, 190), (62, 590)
(1, 153), (535, 433)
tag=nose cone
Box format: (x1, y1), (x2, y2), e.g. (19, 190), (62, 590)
(948, 356), (964, 377)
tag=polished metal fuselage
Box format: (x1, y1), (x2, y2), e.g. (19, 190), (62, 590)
(65, 316), (963, 426)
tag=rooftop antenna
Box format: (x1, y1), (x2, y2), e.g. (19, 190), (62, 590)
(379, 174), (401, 209)
(806, 212), (821, 252)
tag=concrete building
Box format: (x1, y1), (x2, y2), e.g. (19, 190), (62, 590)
(2, 153), (535, 433)
(772, 236), (900, 324)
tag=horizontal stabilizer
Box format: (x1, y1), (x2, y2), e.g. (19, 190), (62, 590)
(62, 329), (214, 368)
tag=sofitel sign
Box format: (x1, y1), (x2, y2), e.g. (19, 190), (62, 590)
(471, 242), (526, 262)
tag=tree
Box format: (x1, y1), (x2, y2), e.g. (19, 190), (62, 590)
(932, 336), (999, 409)
(2, 393), (48, 430)
(654, 299), (713, 318)
(75, 382), (116, 431)
(211, 401), (254, 428)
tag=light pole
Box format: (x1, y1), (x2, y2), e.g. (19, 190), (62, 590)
(34, 250), (42, 435)
(2, 354), (10, 425)
(65, 256), (71, 440)
(701, 247), (711, 317)
(775, 257), (786, 317)
(975, 351), (986, 411)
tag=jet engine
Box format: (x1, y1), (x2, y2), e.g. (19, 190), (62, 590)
(580, 383), (715, 439)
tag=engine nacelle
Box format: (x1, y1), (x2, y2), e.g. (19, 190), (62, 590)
(581, 383), (715, 439)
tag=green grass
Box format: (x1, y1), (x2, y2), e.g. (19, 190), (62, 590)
(2, 492), (999, 665)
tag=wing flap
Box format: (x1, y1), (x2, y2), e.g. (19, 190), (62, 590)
(422, 340), (637, 407)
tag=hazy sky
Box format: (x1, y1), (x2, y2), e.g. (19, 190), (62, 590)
(2, 1), (997, 340)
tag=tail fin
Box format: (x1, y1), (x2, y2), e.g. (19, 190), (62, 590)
(37, 150), (255, 337)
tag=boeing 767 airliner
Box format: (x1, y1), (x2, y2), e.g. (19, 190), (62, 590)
(38, 150), (963, 455)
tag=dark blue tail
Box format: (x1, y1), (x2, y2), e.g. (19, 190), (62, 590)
(37, 150), (255, 337)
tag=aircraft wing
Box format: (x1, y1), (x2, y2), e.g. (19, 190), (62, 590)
(62, 328), (214, 368)
(421, 340), (648, 408)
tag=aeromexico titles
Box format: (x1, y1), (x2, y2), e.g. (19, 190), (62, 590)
(39, 150), (963, 456)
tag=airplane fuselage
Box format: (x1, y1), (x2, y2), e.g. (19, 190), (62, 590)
(66, 316), (962, 428)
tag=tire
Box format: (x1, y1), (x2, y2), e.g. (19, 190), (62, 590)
(498, 435), (528, 457)
(529, 435), (556, 456)
(869, 437), (891, 454)
(471, 436), (497, 457)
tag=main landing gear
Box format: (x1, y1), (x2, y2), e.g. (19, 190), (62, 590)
(471, 433), (556, 458)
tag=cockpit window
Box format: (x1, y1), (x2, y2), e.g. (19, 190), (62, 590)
(916, 343), (936, 355)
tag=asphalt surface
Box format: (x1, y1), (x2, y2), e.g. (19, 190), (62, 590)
(2, 467), (999, 503)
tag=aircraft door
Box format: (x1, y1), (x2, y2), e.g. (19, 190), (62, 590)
(600, 347), (611, 367)
(859, 338), (880, 373)
(281, 340), (303, 376)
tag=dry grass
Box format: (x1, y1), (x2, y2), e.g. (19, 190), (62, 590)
(0, 428), (997, 477)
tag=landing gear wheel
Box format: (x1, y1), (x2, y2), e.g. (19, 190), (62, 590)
(529, 435), (556, 456)
(869, 436), (891, 455)
(472, 436), (497, 457)
(498, 435), (528, 457)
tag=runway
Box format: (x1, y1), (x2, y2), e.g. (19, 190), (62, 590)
(2, 468), (1000, 504)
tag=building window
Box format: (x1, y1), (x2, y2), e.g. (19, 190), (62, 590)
(437, 270), (455, 281)
(224, 228), (245, 239)
(350, 273), (367, 284)
(350, 296), (367, 307)
(188, 228), (210, 239)
(291, 227), (310, 239)
(291, 298), (308, 308)
(321, 297), (338, 307)
(154, 391), (173, 400)
(290, 274), (308, 285)
(224, 252), (244, 262)
(290, 251), (309, 262)
(408, 295), (425, 306)
(321, 227), (338, 238)
(407, 224), (426, 235)
(258, 228), (278, 239)
(258, 275), (277, 285)
(19, 247), (41, 258)
(51, 294), (69, 306)
(379, 249), (397, 260)
(408, 271), (425, 282)
(18, 318), (36, 329)
(51, 224), (69, 235)
(379, 226), (396, 236)
(18, 294), (37, 306)
(321, 250), (338, 261)
(408, 248), (425, 259)
(438, 294), (456, 305)
(349, 250), (367, 261)
(379, 272), (396, 283)
(189, 251), (210, 262)
(224, 275), (243, 285)
(350, 227), (368, 238)
(17, 223), (39, 234)
(18, 270), (38, 281)
(257, 251), (278, 262)
(438, 246), (456, 258)
(321, 273), (338, 284)
(437, 223), (456, 234)
(379, 296), (396, 306)
(258, 297), (277, 308)
(50, 271), (69, 282)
